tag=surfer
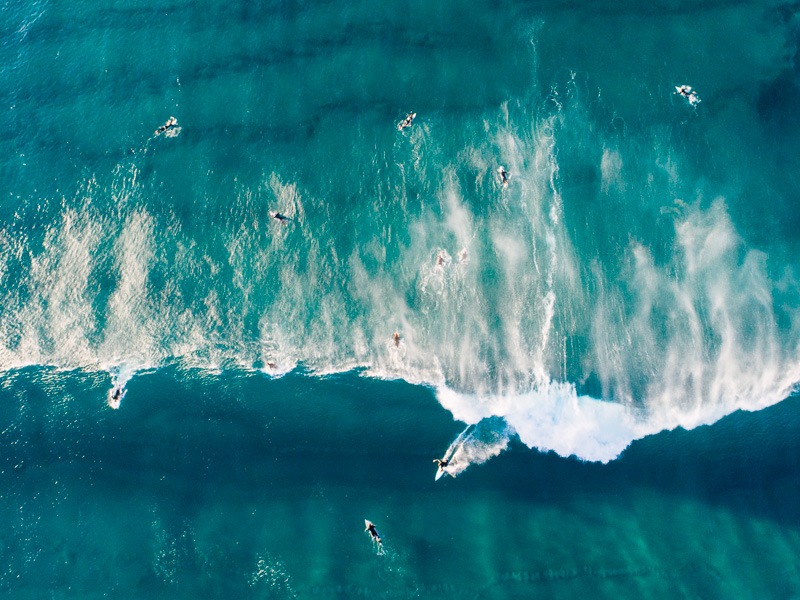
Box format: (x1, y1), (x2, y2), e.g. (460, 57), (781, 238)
(364, 519), (383, 546)
(392, 331), (401, 347)
(108, 385), (124, 410)
(270, 211), (291, 223)
(433, 455), (452, 481)
(675, 85), (700, 106)
(155, 116), (178, 136)
(397, 112), (416, 131)
(436, 252), (445, 266)
(497, 166), (510, 188)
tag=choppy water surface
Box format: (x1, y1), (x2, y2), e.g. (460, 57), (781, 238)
(2, 0), (800, 596)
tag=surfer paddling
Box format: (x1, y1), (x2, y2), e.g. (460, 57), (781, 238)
(364, 519), (384, 554)
(155, 116), (178, 136)
(270, 211), (291, 224)
(397, 112), (416, 131)
(497, 166), (510, 188)
(675, 85), (700, 106)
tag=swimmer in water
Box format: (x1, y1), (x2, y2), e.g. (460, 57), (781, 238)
(155, 116), (178, 136)
(270, 211), (291, 223)
(397, 112), (416, 131)
(497, 166), (510, 188)
(392, 331), (401, 347)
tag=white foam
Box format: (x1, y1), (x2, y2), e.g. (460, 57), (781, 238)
(435, 197), (799, 464)
(438, 420), (513, 478)
(437, 383), (641, 464)
(2, 100), (799, 475)
(106, 363), (136, 409)
(600, 148), (625, 194)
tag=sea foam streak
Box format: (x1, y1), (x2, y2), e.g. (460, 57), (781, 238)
(433, 196), (800, 464)
(1, 88), (799, 468)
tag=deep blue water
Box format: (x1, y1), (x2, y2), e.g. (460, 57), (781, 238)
(3, 0), (800, 596)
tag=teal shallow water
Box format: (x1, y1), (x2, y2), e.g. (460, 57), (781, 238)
(1, 368), (800, 598)
(3, 0), (800, 596)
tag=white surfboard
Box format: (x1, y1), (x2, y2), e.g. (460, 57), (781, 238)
(433, 423), (475, 480)
(397, 112), (416, 130)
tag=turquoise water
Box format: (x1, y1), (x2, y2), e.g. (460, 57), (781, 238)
(2, 0), (800, 596)
(3, 369), (800, 597)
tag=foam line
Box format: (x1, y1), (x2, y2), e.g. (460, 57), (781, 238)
(1, 91), (799, 469)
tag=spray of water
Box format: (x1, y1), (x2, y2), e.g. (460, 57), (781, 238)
(1, 84), (798, 468)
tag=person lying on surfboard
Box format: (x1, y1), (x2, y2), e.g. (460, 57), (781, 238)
(270, 211), (291, 223)
(497, 166), (510, 188)
(397, 112), (416, 131)
(675, 85), (700, 106)
(365, 521), (381, 543)
(365, 520), (382, 545)
(155, 116), (178, 136)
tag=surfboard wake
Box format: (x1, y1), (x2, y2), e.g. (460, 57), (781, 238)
(435, 418), (511, 480)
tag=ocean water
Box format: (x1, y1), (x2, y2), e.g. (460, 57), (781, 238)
(2, 0), (800, 597)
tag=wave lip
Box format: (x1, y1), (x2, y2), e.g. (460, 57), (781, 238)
(437, 382), (643, 464)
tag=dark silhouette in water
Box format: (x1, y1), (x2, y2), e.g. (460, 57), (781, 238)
(365, 520), (382, 546)
(155, 116), (178, 135)
(675, 84), (700, 106)
(497, 166), (510, 188)
(397, 112), (416, 131)
(270, 211), (291, 223)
